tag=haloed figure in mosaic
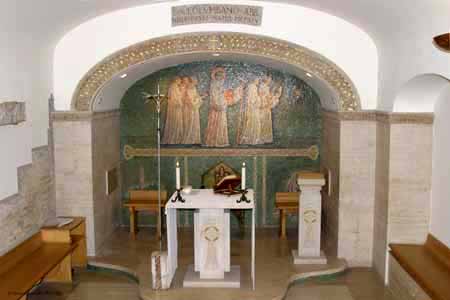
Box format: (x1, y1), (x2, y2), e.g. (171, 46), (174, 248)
(204, 67), (243, 147)
(237, 77), (261, 145)
(162, 76), (185, 144)
(182, 76), (203, 144)
(258, 75), (282, 144)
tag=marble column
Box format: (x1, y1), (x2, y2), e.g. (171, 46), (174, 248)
(293, 172), (327, 264)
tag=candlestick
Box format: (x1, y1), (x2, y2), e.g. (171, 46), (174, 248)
(176, 161), (181, 189)
(242, 162), (246, 190)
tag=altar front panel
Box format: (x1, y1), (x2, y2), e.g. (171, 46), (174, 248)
(194, 209), (230, 279)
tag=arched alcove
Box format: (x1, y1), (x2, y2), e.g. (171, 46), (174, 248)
(393, 74), (450, 112)
(428, 75), (450, 247)
(70, 33), (361, 113)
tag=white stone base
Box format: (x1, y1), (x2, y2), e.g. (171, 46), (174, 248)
(292, 250), (327, 265)
(183, 265), (240, 288)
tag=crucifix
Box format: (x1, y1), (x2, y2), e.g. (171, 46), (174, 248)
(142, 84), (167, 251)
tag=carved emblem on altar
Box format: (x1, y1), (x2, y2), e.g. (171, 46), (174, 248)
(303, 209), (318, 247)
(202, 225), (220, 272)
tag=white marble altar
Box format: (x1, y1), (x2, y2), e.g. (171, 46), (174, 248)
(165, 189), (255, 289)
(293, 172), (327, 265)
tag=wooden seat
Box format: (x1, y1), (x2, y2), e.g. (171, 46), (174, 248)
(0, 232), (76, 300)
(389, 234), (450, 300)
(275, 192), (299, 239)
(124, 190), (168, 239)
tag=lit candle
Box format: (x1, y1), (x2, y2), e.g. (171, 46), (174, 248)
(242, 162), (246, 190)
(176, 161), (181, 189)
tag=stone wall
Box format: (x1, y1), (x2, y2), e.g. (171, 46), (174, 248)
(373, 113), (433, 282)
(0, 146), (54, 255)
(338, 119), (376, 267)
(373, 119), (390, 281)
(388, 254), (430, 300)
(321, 111), (377, 267)
(92, 111), (121, 252)
(321, 112), (341, 258)
(388, 122), (432, 245)
(53, 111), (121, 256)
(54, 114), (95, 255)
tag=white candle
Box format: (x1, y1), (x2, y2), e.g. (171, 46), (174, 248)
(242, 162), (246, 190)
(176, 161), (181, 189)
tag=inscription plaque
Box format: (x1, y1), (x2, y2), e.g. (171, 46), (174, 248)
(172, 4), (263, 26)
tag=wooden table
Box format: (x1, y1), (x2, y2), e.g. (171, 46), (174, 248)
(123, 190), (167, 239)
(275, 192), (299, 239)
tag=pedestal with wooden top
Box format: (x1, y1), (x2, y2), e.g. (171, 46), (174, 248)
(124, 190), (168, 239)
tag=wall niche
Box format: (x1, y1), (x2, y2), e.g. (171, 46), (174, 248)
(120, 61), (322, 227)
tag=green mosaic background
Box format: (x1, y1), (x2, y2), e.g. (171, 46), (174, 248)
(120, 61), (322, 228)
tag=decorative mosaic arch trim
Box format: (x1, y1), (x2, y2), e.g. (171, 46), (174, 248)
(72, 32), (361, 112)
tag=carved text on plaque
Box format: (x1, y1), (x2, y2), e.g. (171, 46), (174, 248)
(172, 4), (263, 26)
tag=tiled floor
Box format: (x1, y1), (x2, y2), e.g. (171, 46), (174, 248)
(30, 227), (393, 300)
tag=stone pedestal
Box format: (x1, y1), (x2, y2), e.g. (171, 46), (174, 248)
(293, 172), (327, 265)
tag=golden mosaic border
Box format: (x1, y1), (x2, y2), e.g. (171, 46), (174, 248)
(52, 110), (120, 122)
(123, 144), (319, 160)
(322, 109), (434, 124)
(72, 32), (361, 112)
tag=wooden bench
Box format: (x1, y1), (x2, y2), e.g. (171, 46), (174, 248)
(0, 235), (73, 299)
(124, 190), (168, 239)
(389, 234), (450, 300)
(275, 192), (299, 239)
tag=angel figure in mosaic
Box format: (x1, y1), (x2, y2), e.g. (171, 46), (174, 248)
(204, 67), (244, 147)
(182, 76), (204, 144)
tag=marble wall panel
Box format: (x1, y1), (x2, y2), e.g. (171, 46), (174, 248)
(373, 121), (390, 281)
(54, 119), (95, 255)
(320, 113), (341, 258)
(388, 124), (432, 245)
(92, 112), (121, 252)
(338, 120), (376, 267)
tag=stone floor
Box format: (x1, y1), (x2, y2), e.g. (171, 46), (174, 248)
(30, 227), (394, 300)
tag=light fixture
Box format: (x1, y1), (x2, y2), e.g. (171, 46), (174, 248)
(433, 33), (450, 52)
(306, 72), (313, 78)
(120, 73), (128, 79)
(212, 53), (221, 57)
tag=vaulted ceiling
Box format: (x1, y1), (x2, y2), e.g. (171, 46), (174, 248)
(2, 0), (449, 48)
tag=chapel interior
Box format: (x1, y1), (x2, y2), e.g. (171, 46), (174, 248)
(1, 1), (450, 300)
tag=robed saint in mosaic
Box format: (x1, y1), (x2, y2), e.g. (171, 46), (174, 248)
(160, 65), (287, 147)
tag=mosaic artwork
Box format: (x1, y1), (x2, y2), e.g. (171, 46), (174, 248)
(120, 61), (322, 227)
(121, 61), (322, 149)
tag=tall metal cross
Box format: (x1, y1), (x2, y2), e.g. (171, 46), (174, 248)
(142, 84), (167, 251)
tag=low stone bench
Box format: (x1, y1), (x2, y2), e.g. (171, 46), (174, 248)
(389, 234), (450, 300)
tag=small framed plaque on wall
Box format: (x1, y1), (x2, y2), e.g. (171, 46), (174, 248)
(106, 168), (118, 195)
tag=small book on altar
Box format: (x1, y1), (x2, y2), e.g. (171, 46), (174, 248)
(213, 174), (242, 195)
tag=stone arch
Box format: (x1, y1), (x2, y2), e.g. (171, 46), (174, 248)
(71, 32), (361, 112)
